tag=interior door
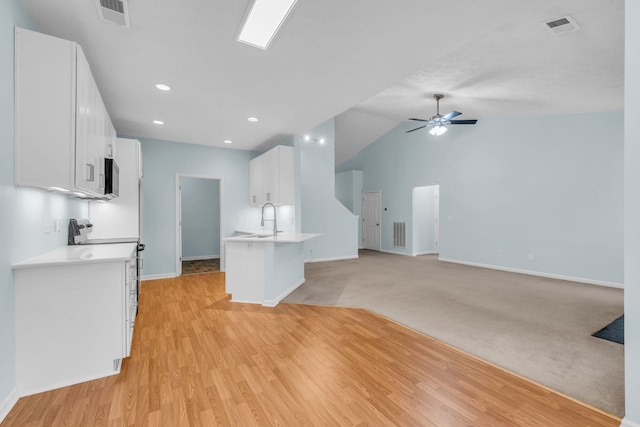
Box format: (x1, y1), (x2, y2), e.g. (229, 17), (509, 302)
(363, 191), (381, 251)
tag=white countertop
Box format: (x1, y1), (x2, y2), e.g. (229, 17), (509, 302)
(12, 243), (137, 269)
(224, 231), (320, 243)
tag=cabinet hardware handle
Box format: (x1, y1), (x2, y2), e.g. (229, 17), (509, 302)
(253, 195), (256, 203)
(86, 164), (95, 182)
(267, 192), (271, 201)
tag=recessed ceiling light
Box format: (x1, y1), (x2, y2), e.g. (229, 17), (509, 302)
(237, 0), (299, 50)
(319, 138), (325, 144)
(155, 83), (171, 91)
(304, 135), (310, 141)
(224, 140), (233, 144)
(247, 117), (259, 122)
(152, 120), (164, 125)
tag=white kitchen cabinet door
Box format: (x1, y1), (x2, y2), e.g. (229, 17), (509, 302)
(74, 46), (99, 195)
(15, 27), (115, 198)
(249, 155), (264, 206)
(248, 145), (294, 206)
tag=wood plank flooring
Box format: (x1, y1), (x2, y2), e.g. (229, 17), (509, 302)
(2, 273), (620, 426)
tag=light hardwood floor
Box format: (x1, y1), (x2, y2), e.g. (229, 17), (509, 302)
(2, 273), (620, 426)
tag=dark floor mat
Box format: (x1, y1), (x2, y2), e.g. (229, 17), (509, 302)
(592, 315), (624, 344)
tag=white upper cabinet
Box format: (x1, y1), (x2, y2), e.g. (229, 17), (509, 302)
(249, 145), (294, 206)
(15, 27), (115, 198)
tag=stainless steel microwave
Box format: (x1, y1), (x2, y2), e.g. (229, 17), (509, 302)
(104, 158), (119, 198)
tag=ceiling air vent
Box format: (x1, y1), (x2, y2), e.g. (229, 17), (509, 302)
(96, 0), (130, 28)
(543, 15), (580, 35)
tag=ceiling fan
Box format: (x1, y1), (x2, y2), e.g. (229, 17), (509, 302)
(406, 94), (477, 135)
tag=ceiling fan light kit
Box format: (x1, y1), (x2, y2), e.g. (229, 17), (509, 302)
(406, 94), (477, 135)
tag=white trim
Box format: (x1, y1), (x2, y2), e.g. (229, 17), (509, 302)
(176, 174), (225, 276)
(141, 273), (177, 281)
(263, 278), (305, 307)
(18, 367), (120, 398)
(0, 388), (19, 424)
(621, 418), (640, 427)
(305, 255), (359, 263)
(230, 298), (262, 305)
(413, 251), (437, 256)
(438, 257), (624, 289)
(181, 255), (220, 261)
(380, 249), (413, 257)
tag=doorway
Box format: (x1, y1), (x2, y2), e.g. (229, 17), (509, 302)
(412, 185), (440, 255)
(363, 191), (381, 251)
(176, 175), (223, 276)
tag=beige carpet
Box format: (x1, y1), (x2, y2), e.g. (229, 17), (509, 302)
(283, 250), (625, 416)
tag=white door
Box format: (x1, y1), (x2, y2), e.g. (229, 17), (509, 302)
(363, 191), (381, 251)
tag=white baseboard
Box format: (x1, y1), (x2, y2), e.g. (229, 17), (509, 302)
(380, 249), (412, 257)
(263, 279), (305, 307)
(621, 418), (640, 427)
(0, 388), (18, 424)
(438, 258), (624, 289)
(182, 255), (220, 261)
(413, 251), (437, 256)
(140, 273), (177, 281)
(305, 255), (359, 263)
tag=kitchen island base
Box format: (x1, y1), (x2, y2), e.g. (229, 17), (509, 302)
(224, 234), (318, 306)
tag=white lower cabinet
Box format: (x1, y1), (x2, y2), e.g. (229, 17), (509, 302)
(14, 246), (137, 396)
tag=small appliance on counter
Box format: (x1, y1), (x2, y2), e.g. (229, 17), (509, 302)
(68, 219), (93, 245)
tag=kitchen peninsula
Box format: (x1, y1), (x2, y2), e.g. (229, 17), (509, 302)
(224, 232), (319, 306)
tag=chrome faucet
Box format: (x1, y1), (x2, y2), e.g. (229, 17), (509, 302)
(261, 202), (278, 237)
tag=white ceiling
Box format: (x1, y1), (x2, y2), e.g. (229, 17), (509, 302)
(21, 0), (624, 165)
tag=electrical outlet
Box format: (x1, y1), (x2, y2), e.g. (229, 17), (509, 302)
(53, 218), (61, 232)
(447, 215), (453, 222)
(496, 249), (501, 257)
(528, 254), (534, 261)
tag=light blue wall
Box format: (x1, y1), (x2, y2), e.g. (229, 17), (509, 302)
(1, 4), (88, 408)
(335, 170), (363, 248)
(338, 111), (624, 285)
(298, 119), (359, 261)
(139, 137), (258, 278)
(625, 0), (640, 423)
(181, 177), (220, 259)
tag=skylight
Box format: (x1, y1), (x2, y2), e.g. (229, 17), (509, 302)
(237, 0), (298, 50)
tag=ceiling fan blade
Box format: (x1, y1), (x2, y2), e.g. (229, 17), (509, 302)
(450, 119), (478, 125)
(409, 118), (430, 122)
(442, 111), (462, 121)
(406, 125), (427, 133)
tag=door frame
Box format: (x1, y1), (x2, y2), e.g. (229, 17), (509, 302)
(175, 174), (224, 276)
(362, 190), (381, 251)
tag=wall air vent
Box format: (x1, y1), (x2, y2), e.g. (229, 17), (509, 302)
(543, 15), (580, 35)
(96, 0), (130, 28)
(393, 222), (406, 248)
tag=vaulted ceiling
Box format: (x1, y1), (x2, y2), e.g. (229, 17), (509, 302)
(21, 0), (624, 165)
